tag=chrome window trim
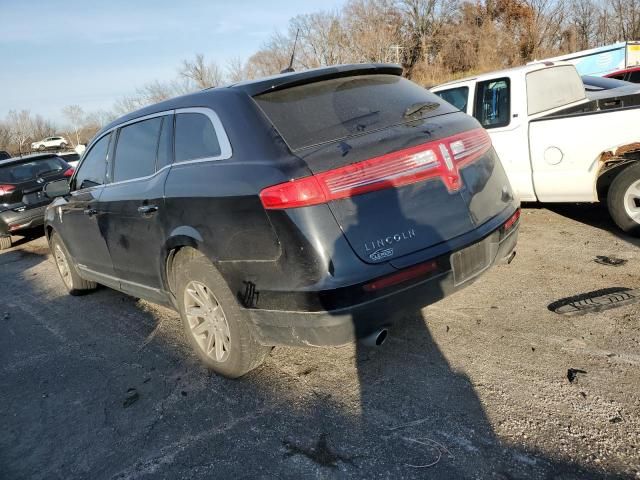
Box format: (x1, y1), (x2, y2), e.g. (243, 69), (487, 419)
(83, 107), (232, 188)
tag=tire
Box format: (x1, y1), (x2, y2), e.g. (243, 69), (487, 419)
(607, 162), (640, 236)
(174, 249), (271, 378)
(38, 144), (45, 151)
(0, 236), (11, 250)
(59, 142), (67, 149)
(50, 231), (97, 295)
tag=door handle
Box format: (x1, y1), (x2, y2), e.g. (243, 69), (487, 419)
(137, 205), (158, 215)
(84, 208), (97, 216)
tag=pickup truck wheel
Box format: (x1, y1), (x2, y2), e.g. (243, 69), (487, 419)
(608, 163), (640, 236)
(50, 232), (97, 295)
(174, 249), (271, 378)
(0, 236), (11, 250)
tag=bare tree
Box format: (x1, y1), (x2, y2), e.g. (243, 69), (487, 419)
(226, 56), (249, 82)
(7, 110), (33, 155)
(180, 54), (225, 89)
(569, 0), (599, 50)
(31, 114), (57, 141)
(0, 122), (11, 151)
(62, 105), (85, 147)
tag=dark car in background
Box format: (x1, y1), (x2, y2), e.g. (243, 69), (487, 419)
(43, 64), (520, 378)
(0, 151), (11, 161)
(605, 66), (640, 83)
(0, 153), (74, 249)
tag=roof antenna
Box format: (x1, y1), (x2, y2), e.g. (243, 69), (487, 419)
(281, 29), (300, 74)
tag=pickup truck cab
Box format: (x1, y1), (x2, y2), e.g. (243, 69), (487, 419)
(432, 62), (640, 235)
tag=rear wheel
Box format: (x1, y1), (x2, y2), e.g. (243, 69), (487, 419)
(0, 236), (11, 250)
(50, 232), (97, 295)
(607, 163), (640, 236)
(174, 249), (271, 378)
(59, 142), (67, 149)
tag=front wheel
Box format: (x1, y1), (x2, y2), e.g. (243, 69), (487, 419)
(607, 163), (640, 236)
(38, 144), (45, 151)
(174, 249), (271, 378)
(50, 232), (97, 295)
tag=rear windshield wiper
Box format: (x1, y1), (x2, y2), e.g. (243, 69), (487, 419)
(404, 101), (440, 118)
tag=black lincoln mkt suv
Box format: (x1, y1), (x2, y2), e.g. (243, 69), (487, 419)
(43, 64), (520, 377)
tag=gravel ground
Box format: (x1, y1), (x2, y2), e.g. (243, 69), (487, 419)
(1, 204), (639, 479)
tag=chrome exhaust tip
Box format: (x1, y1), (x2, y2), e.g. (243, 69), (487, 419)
(359, 328), (388, 347)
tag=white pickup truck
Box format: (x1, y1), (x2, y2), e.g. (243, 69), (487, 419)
(431, 62), (640, 236)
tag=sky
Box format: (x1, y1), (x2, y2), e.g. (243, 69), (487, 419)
(0, 0), (346, 123)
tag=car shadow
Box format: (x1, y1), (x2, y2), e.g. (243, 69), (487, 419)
(0, 240), (625, 479)
(542, 202), (640, 247)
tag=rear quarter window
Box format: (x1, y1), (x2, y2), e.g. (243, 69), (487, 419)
(434, 86), (469, 111)
(174, 113), (221, 162)
(254, 74), (456, 151)
(526, 66), (586, 115)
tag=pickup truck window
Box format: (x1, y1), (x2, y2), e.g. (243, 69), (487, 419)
(474, 78), (510, 129)
(434, 87), (469, 111)
(526, 66), (585, 115)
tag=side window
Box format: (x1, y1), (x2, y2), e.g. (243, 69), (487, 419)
(608, 73), (625, 80)
(628, 71), (640, 83)
(74, 133), (111, 190)
(156, 115), (174, 169)
(174, 113), (221, 163)
(113, 117), (163, 182)
(474, 78), (510, 129)
(434, 87), (469, 111)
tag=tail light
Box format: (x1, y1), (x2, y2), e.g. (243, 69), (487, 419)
(260, 128), (491, 209)
(63, 167), (74, 177)
(504, 208), (521, 232)
(363, 260), (439, 292)
(0, 185), (16, 196)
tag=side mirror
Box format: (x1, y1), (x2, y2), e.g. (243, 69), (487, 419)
(44, 178), (71, 198)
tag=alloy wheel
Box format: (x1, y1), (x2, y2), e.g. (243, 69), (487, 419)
(623, 179), (640, 225)
(54, 244), (72, 290)
(183, 281), (231, 362)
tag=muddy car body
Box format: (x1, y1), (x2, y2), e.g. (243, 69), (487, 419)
(44, 64), (519, 377)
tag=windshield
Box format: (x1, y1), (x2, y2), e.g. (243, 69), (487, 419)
(0, 156), (68, 183)
(254, 74), (456, 151)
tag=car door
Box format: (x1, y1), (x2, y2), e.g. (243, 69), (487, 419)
(98, 113), (173, 303)
(472, 77), (536, 201)
(57, 132), (117, 286)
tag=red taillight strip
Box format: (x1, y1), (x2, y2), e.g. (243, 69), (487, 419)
(0, 184), (16, 196)
(260, 128), (492, 210)
(362, 260), (439, 292)
(504, 208), (521, 232)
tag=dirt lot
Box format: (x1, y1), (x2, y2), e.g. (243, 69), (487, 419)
(1, 204), (639, 479)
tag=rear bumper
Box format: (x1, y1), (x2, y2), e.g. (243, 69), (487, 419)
(248, 222), (518, 347)
(0, 205), (46, 236)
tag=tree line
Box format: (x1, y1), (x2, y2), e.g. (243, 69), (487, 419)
(1, 0), (637, 155)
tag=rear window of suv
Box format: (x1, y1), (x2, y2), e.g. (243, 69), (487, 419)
(0, 156), (67, 183)
(254, 74), (456, 151)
